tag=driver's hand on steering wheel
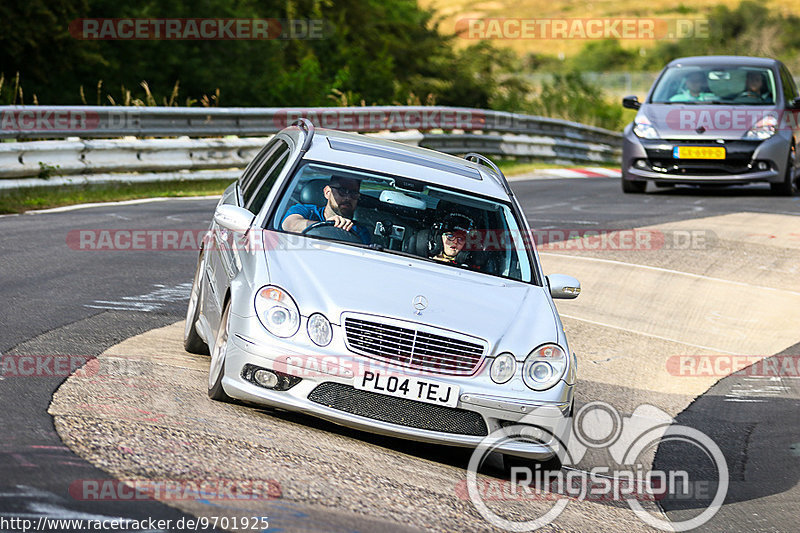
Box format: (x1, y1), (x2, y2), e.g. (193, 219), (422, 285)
(325, 215), (354, 232)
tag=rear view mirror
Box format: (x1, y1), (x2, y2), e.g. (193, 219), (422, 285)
(214, 204), (254, 233)
(547, 274), (581, 299)
(622, 95), (641, 110)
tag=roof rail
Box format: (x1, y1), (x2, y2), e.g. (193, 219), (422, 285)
(464, 152), (513, 196)
(291, 118), (316, 153)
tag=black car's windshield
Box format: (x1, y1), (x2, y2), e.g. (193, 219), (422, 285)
(651, 66), (777, 105)
(270, 161), (536, 283)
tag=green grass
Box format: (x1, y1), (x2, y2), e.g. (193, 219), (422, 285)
(0, 179), (233, 214)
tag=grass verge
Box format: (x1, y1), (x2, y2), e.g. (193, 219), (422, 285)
(0, 179), (232, 215)
(495, 159), (619, 176)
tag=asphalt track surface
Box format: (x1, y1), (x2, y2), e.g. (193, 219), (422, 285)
(1, 179), (799, 532)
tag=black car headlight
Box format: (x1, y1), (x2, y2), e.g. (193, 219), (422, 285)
(522, 343), (567, 391)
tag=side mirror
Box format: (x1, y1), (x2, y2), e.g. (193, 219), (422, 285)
(547, 274), (581, 299)
(791, 96), (800, 109)
(622, 95), (641, 110)
(214, 204), (254, 233)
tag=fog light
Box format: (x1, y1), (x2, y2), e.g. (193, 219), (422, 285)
(253, 369), (279, 389)
(520, 426), (545, 441)
(242, 364), (302, 391)
(634, 159), (648, 169)
(758, 161), (768, 170)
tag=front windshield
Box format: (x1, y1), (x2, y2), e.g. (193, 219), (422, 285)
(270, 161), (535, 283)
(651, 66), (776, 105)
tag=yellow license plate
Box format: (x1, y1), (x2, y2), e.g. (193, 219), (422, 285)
(673, 146), (726, 159)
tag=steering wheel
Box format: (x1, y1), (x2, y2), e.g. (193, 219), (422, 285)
(301, 220), (363, 244)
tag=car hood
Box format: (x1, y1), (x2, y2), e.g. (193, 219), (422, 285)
(263, 234), (557, 348)
(639, 103), (781, 140)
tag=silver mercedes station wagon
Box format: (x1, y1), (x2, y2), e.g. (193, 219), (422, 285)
(184, 120), (581, 463)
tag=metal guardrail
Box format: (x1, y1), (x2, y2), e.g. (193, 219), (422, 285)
(0, 106), (621, 189)
(423, 134), (620, 164)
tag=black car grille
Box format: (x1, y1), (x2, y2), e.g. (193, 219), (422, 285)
(308, 382), (488, 436)
(642, 140), (761, 176)
(344, 316), (485, 375)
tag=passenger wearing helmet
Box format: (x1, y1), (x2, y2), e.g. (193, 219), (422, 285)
(428, 213), (473, 264)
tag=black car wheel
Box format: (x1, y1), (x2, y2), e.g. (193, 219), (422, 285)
(770, 144), (798, 196)
(621, 178), (647, 194)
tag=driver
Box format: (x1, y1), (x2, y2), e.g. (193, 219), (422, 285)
(281, 176), (371, 244)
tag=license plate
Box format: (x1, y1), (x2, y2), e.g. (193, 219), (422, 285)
(673, 146), (726, 159)
(354, 371), (460, 408)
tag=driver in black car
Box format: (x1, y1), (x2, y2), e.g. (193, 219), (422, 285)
(280, 176), (371, 244)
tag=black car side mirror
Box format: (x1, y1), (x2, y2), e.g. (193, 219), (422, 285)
(791, 96), (800, 109)
(622, 95), (641, 110)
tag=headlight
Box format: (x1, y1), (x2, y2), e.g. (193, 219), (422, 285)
(522, 344), (567, 391)
(255, 286), (300, 338)
(743, 115), (778, 140)
(307, 313), (332, 346)
(633, 115), (659, 139)
(490, 352), (517, 384)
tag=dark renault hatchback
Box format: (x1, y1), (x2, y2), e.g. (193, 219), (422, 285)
(621, 55), (800, 195)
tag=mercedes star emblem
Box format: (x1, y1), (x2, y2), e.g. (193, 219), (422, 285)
(412, 295), (428, 315)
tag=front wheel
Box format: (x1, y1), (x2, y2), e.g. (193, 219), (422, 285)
(622, 178), (647, 194)
(770, 144), (798, 196)
(208, 302), (234, 402)
(184, 251), (209, 355)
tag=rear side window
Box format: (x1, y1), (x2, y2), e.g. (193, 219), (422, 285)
(244, 140), (291, 214)
(239, 139), (279, 205)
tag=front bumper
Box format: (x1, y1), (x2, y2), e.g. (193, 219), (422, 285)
(622, 132), (790, 185)
(220, 318), (573, 460)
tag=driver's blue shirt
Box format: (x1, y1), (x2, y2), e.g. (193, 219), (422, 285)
(282, 204), (371, 245)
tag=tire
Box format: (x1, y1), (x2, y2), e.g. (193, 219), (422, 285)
(770, 144), (798, 196)
(184, 251), (209, 355)
(208, 302), (234, 402)
(621, 178), (647, 194)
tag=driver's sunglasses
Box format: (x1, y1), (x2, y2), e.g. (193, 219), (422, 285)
(330, 186), (361, 199)
(443, 232), (466, 244)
